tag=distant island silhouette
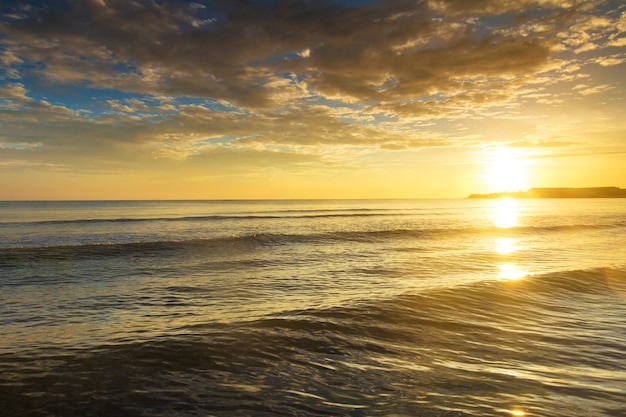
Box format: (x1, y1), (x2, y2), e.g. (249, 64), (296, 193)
(468, 187), (626, 199)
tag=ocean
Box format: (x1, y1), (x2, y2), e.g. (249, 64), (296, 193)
(1, 199), (625, 416)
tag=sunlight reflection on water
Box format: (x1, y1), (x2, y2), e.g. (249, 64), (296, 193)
(495, 237), (517, 255)
(497, 263), (529, 281)
(493, 198), (519, 228)
(492, 199), (529, 281)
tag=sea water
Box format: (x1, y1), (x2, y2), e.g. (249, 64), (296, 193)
(1, 199), (625, 416)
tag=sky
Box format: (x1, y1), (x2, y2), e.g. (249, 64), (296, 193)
(0, 0), (625, 200)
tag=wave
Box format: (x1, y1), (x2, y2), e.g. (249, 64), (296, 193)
(3, 267), (624, 416)
(265, 265), (626, 319)
(5, 210), (623, 229)
(4, 229), (408, 263)
(0, 210), (419, 227)
(2, 219), (626, 260)
(0, 232), (326, 267)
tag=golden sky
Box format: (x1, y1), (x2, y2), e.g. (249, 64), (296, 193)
(1, 0), (625, 199)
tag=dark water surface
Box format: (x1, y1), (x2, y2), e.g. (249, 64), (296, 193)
(1, 199), (625, 416)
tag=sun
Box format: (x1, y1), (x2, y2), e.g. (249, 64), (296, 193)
(486, 148), (528, 192)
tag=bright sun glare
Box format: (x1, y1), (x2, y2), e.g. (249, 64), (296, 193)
(487, 148), (528, 192)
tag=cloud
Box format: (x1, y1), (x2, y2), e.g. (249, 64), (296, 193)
(590, 54), (626, 66)
(0, 83), (30, 102)
(560, 3), (626, 54)
(0, 0), (624, 182)
(1, 0), (582, 108)
(573, 83), (613, 95)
